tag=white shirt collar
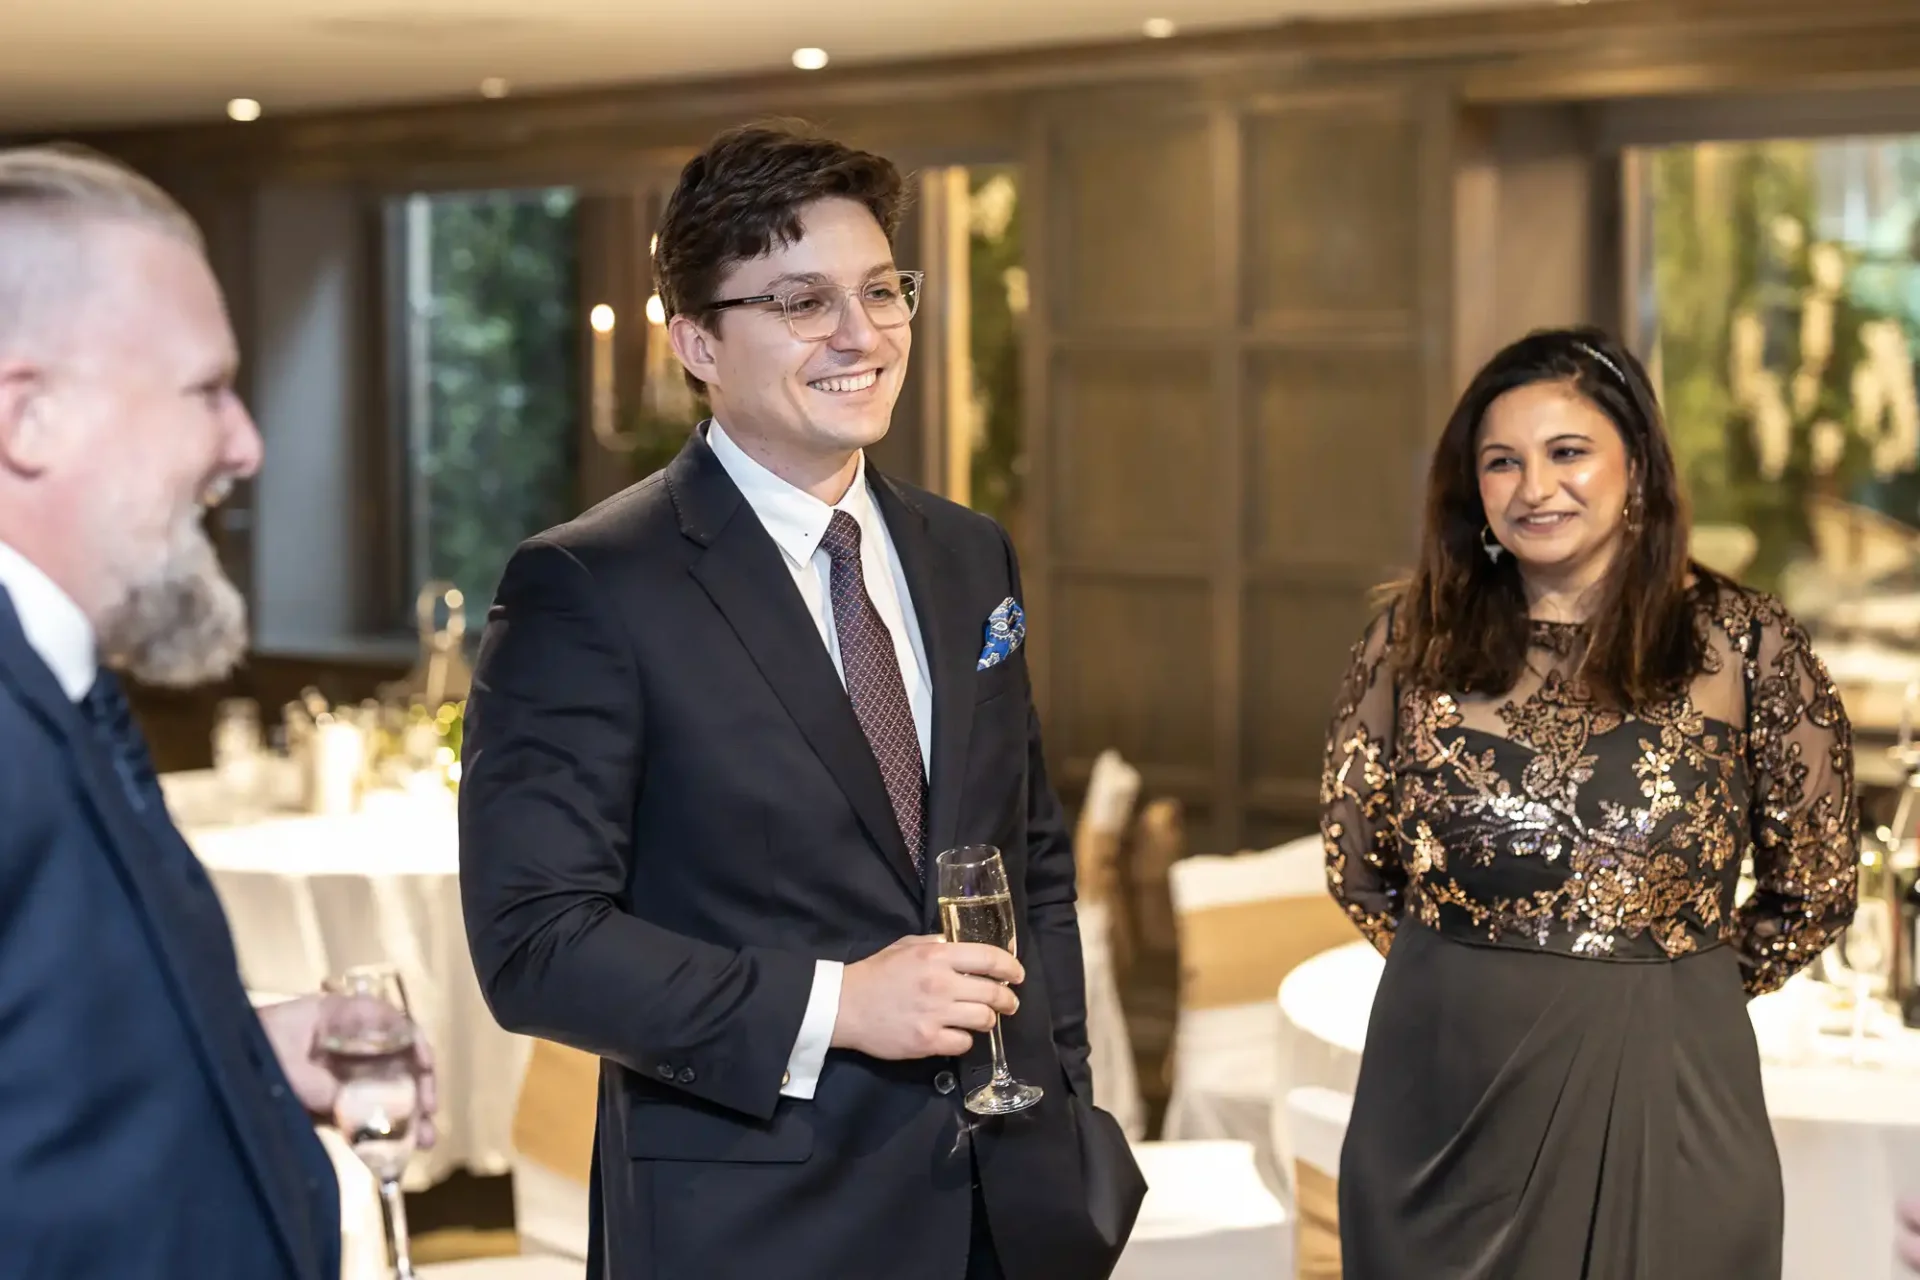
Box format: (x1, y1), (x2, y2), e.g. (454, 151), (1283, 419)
(0, 540), (97, 702)
(706, 419), (879, 570)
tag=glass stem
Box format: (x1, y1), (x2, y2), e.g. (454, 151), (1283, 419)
(381, 1178), (415, 1280)
(987, 1014), (1014, 1085)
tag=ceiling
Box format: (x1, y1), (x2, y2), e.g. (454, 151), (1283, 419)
(2, 0), (1562, 131)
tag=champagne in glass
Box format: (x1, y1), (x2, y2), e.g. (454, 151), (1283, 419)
(935, 845), (1042, 1116)
(321, 965), (421, 1279)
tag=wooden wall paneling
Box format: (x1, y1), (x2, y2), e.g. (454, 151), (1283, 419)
(1208, 107), (1248, 855)
(1026, 76), (1456, 852)
(1018, 101), (1057, 752)
(1236, 83), (1453, 841)
(1031, 87), (1232, 848)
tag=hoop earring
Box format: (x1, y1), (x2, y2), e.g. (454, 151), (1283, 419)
(1481, 524), (1505, 564)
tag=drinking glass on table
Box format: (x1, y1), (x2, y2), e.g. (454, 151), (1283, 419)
(212, 697), (264, 816)
(320, 965), (422, 1279)
(935, 845), (1042, 1116)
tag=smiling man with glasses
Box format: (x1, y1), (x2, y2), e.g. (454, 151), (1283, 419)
(459, 123), (1143, 1280)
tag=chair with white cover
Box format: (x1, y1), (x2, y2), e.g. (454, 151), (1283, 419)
(1283, 1087), (1352, 1280)
(1074, 748), (1143, 930)
(1161, 837), (1354, 1192)
(1073, 748), (1146, 1140)
(1113, 1140), (1291, 1278)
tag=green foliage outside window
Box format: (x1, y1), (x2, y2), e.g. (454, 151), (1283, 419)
(411, 187), (580, 629)
(1648, 141), (1920, 598)
(968, 169), (1027, 544)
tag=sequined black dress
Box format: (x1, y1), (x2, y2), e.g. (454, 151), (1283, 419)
(1321, 581), (1857, 1279)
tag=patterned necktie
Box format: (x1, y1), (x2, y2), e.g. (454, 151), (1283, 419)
(820, 510), (926, 874)
(80, 670), (158, 814)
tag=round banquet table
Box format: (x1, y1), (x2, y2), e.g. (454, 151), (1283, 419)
(166, 773), (531, 1190)
(1276, 940), (1920, 1280)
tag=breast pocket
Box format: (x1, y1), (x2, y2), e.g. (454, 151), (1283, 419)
(974, 650), (1028, 706)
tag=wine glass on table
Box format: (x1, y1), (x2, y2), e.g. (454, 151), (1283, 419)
(1838, 902), (1893, 1064)
(320, 965), (422, 1279)
(935, 845), (1043, 1116)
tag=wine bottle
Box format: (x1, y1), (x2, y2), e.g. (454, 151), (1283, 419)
(1902, 868), (1920, 1028)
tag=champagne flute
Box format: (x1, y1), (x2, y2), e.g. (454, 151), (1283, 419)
(935, 845), (1043, 1116)
(320, 965), (421, 1279)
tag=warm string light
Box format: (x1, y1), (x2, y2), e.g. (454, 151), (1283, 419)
(590, 305), (617, 446)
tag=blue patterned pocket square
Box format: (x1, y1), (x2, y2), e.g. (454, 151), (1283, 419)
(977, 597), (1026, 671)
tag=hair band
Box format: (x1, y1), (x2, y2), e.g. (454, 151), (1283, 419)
(1572, 340), (1626, 386)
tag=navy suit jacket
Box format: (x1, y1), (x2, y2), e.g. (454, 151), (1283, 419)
(462, 434), (1143, 1280)
(0, 589), (338, 1279)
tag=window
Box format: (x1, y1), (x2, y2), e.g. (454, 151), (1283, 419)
(1637, 136), (1920, 610)
(965, 167), (1028, 545)
(390, 187), (582, 631)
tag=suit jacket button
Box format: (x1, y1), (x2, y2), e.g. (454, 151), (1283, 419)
(677, 1067), (697, 1085)
(656, 1063), (675, 1080)
(934, 1071), (957, 1095)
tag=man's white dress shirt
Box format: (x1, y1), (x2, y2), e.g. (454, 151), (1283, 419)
(706, 421), (934, 1100)
(0, 540), (96, 702)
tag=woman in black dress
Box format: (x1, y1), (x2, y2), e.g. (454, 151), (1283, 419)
(1322, 327), (1857, 1278)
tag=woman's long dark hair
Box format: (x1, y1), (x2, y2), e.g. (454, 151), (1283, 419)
(1391, 326), (1704, 707)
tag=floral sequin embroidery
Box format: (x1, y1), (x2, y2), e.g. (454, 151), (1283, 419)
(1319, 584), (1857, 995)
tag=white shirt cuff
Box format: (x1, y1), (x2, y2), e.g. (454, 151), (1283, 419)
(780, 959), (843, 1100)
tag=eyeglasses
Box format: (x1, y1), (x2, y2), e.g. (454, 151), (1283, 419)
(705, 270), (923, 342)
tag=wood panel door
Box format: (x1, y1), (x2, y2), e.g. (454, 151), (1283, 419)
(1024, 80), (1455, 853)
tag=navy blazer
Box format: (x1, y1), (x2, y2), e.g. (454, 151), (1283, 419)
(0, 588), (338, 1279)
(462, 434), (1142, 1280)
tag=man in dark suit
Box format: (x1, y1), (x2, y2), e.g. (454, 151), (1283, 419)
(0, 145), (434, 1276)
(460, 124), (1143, 1279)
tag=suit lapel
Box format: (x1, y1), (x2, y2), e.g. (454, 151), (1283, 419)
(0, 592), (315, 1280)
(671, 435), (923, 898)
(870, 477), (977, 919)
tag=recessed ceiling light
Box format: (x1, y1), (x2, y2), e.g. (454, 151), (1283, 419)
(792, 47), (829, 71)
(226, 98), (262, 122)
(1143, 17), (1176, 38)
(479, 77), (510, 99)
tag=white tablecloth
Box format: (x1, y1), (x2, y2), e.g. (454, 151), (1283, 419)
(167, 774), (531, 1190)
(1114, 1141), (1291, 1278)
(1277, 941), (1920, 1280)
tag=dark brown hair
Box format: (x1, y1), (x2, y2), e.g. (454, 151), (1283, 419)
(653, 121), (905, 394)
(1391, 325), (1704, 707)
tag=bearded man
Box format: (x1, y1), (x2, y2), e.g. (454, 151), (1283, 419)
(0, 144), (434, 1278)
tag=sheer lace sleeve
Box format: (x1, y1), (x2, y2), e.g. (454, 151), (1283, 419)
(1322, 611), (1404, 955)
(1734, 600), (1858, 996)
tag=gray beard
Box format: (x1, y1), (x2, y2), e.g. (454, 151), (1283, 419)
(97, 516), (248, 688)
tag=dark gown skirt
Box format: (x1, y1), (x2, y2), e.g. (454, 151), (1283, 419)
(1338, 919), (1783, 1279)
